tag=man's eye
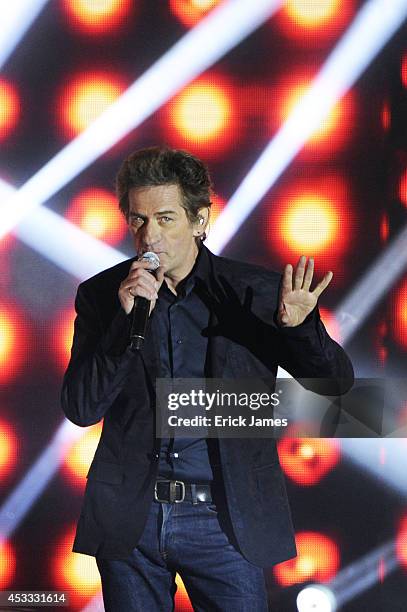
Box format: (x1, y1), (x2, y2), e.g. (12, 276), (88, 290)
(131, 217), (144, 226)
(159, 216), (172, 223)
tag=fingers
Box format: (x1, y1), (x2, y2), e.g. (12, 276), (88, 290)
(302, 257), (314, 291)
(294, 255), (306, 290)
(281, 263), (293, 296)
(118, 264), (161, 314)
(283, 256), (316, 292)
(312, 270), (333, 298)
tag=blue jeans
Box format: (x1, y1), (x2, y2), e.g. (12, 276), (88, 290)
(96, 499), (268, 611)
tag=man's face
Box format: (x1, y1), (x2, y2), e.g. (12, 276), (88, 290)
(127, 184), (201, 281)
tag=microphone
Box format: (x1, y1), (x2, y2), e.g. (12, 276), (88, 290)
(130, 251), (160, 350)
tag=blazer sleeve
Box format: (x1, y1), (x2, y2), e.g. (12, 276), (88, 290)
(61, 282), (138, 427)
(274, 305), (354, 396)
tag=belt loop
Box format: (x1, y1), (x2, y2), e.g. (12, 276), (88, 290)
(190, 484), (198, 505)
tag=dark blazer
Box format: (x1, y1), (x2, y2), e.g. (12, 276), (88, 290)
(61, 246), (354, 567)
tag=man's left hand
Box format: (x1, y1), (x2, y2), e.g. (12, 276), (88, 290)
(277, 256), (333, 327)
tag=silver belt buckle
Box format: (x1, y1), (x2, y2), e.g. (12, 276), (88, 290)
(154, 480), (185, 503)
(173, 480), (185, 503)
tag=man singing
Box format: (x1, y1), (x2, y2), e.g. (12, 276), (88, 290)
(61, 146), (353, 611)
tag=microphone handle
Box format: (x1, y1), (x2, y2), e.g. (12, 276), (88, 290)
(130, 296), (150, 350)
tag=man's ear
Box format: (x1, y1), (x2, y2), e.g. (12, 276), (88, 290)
(193, 207), (210, 237)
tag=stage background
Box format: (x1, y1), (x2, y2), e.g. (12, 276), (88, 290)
(0, 1), (407, 611)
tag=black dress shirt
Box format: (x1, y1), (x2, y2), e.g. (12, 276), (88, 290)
(152, 246), (220, 482)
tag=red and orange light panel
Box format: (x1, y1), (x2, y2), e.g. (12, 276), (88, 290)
(399, 168), (407, 208)
(0, 305), (27, 384)
(276, 0), (354, 44)
(208, 193), (226, 228)
(0, 78), (20, 141)
(401, 53), (407, 89)
(62, 0), (133, 35)
(53, 526), (101, 605)
(164, 75), (237, 157)
(0, 541), (16, 589)
(381, 101), (391, 131)
(391, 277), (407, 350)
(62, 422), (103, 487)
(66, 188), (127, 245)
(169, 0), (220, 28)
(274, 531), (340, 586)
(52, 307), (76, 371)
(396, 514), (407, 570)
(278, 437), (340, 486)
(175, 574), (193, 611)
(58, 71), (125, 138)
(0, 420), (18, 482)
(318, 307), (341, 343)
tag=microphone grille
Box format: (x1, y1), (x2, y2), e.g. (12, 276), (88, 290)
(139, 251), (160, 270)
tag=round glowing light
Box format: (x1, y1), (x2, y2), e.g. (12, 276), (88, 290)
(0, 420), (18, 481)
(283, 195), (337, 253)
(59, 72), (125, 138)
(391, 277), (407, 349)
(278, 437), (340, 486)
(277, 0), (353, 44)
(396, 515), (407, 568)
(54, 527), (101, 600)
(284, 0), (342, 27)
(172, 80), (230, 141)
(66, 188), (127, 245)
(0, 540), (16, 588)
(0, 78), (20, 140)
(62, 0), (132, 34)
(266, 175), (352, 275)
(63, 422), (103, 484)
(274, 73), (355, 151)
(164, 76), (236, 156)
(399, 168), (407, 207)
(274, 532), (340, 586)
(169, 0), (220, 28)
(0, 305), (26, 384)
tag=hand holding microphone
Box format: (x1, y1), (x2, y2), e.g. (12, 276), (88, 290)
(118, 252), (164, 349)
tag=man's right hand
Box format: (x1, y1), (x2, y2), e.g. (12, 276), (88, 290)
(118, 260), (165, 315)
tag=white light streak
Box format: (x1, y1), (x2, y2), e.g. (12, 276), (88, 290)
(0, 0), (283, 240)
(0, 1), (50, 69)
(207, 0), (407, 253)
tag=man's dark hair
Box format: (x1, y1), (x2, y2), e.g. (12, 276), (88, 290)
(116, 146), (213, 226)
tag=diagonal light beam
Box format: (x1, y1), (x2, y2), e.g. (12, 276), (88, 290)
(336, 224), (407, 344)
(206, 0), (407, 254)
(0, 0), (283, 240)
(0, 179), (126, 279)
(0, 1), (50, 70)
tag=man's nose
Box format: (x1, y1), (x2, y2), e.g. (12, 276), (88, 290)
(141, 221), (161, 248)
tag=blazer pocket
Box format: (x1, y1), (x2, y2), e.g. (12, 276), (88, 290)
(86, 460), (124, 485)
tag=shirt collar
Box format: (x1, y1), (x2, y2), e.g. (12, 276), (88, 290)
(161, 244), (210, 299)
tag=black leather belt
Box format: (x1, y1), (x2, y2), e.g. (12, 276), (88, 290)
(154, 480), (213, 504)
